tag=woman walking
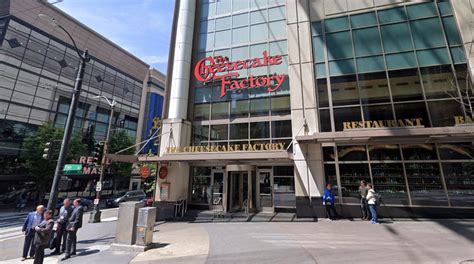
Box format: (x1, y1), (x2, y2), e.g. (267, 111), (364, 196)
(366, 184), (379, 224)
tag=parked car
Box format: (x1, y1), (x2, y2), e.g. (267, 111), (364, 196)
(106, 191), (146, 208)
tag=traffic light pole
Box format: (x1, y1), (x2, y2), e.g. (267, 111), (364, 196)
(47, 50), (89, 212)
(89, 103), (114, 223)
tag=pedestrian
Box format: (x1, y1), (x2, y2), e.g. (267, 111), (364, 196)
(33, 210), (54, 264)
(366, 183), (379, 224)
(322, 183), (338, 220)
(52, 198), (73, 254)
(62, 199), (83, 260)
(21, 205), (44, 261)
(359, 180), (370, 220)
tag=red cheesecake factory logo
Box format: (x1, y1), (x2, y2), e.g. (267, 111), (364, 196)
(194, 51), (286, 97)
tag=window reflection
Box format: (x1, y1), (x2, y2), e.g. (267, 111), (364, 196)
(438, 143), (474, 160)
(369, 145), (401, 161)
(250, 122), (269, 139)
(389, 69), (424, 101)
(358, 72), (390, 104)
(337, 145), (367, 161)
(443, 162), (474, 207)
(230, 123), (248, 140)
(371, 164), (409, 205)
(405, 163), (448, 206)
(331, 75), (359, 106)
(333, 106), (361, 131)
(339, 164), (370, 203)
(317, 78), (329, 107)
(210, 124), (228, 141)
(402, 144), (437, 160)
(420, 65), (457, 99)
(428, 100), (463, 127)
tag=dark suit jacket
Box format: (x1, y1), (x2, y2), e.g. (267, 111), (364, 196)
(33, 219), (54, 246)
(67, 206), (83, 230)
(22, 212), (44, 235)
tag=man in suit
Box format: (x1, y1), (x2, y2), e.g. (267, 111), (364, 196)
(33, 210), (54, 264)
(52, 198), (73, 254)
(62, 199), (83, 260)
(21, 205), (44, 261)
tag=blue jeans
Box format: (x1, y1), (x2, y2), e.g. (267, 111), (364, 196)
(368, 204), (378, 223)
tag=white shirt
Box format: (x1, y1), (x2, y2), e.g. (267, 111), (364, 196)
(366, 189), (376, 205)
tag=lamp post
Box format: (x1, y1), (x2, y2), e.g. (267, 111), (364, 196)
(89, 96), (116, 223)
(38, 14), (91, 211)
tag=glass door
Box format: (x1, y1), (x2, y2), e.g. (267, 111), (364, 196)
(228, 172), (248, 212)
(211, 170), (224, 206)
(258, 170), (274, 212)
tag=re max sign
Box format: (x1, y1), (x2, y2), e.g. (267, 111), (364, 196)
(194, 51), (286, 97)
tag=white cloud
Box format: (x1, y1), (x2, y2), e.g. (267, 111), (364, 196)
(141, 54), (168, 64)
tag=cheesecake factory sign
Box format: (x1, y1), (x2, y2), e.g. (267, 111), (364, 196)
(194, 51), (286, 97)
(166, 142), (285, 154)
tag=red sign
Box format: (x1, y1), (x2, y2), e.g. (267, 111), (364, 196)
(194, 51), (286, 97)
(159, 166), (168, 179)
(140, 166), (151, 179)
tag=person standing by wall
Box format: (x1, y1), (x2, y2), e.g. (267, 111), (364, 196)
(359, 180), (370, 220)
(366, 183), (379, 224)
(322, 183), (338, 220)
(52, 198), (73, 254)
(21, 205), (44, 261)
(62, 199), (83, 260)
(33, 210), (54, 264)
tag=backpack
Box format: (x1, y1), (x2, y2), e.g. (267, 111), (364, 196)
(374, 192), (382, 206)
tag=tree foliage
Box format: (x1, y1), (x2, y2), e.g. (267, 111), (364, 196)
(107, 129), (135, 178)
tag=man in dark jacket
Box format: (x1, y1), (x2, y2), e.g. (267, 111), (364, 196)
(21, 205), (44, 261)
(33, 210), (54, 264)
(52, 198), (73, 254)
(62, 199), (83, 260)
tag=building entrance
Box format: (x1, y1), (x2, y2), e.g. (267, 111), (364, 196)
(227, 172), (248, 212)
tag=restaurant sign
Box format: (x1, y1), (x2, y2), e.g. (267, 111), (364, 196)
(343, 118), (424, 130)
(166, 142), (285, 154)
(194, 51), (286, 97)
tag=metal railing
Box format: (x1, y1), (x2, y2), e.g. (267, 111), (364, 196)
(174, 198), (187, 218)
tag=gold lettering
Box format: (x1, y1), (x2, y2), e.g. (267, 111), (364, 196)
(351, 121), (358, 129)
(259, 144), (264, 151)
(243, 144), (249, 151)
(366, 121), (373, 128)
(387, 120), (397, 127)
(234, 144), (241, 151)
(378, 120), (385, 127)
(372, 120), (381, 128)
(343, 122), (352, 130)
(414, 118), (423, 126)
(277, 143), (284, 150)
(454, 116), (465, 125)
(183, 146), (189, 152)
(228, 145), (234, 151)
(397, 119), (406, 127)
(404, 119), (414, 127)
(467, 116), (473, 123)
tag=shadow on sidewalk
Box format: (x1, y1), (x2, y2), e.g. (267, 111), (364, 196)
(78, 236), (114, 244)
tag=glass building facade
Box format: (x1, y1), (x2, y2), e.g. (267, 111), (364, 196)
(0, 15), (145, 193)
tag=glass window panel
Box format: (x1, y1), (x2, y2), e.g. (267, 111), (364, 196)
(250, 97), (270, 116)
(311, 21), (323, 36)
(193, 125), (209, 144)
(369, 144), (401, 161)
(268, 20), (286, 40)
(406, 163), (448, 206)
(216, 16), (231, 31)
(250, 23), (268, 42)
(230, 123), (249, 140)
(407, 2), (438, 19)
(215, 30), (231, 48)
(323, 147), (335, 162)
(232, 26), (249, 44)
(211, 101), (229, 119)
(315, 63), (326, 78)
(250, 122), (270, 139)
(363, 104), (394, 122)
(330, 75), (359, 106)
(312, 36), (325, 63)
(250, 0), (267, 9)
(233, 13), (248, 28)
(270, 40), (287, 55)
(317, 78), (328, 107)
(420, 65), (456, 99)
(340, 164), (370, 203)
(274, 176), (296, 208)
(356, 56), (385, 73)
(439, 143), (474, 160)
(210, 124), (228, 140)
(271, 120), (292, 138)
(451, 47), (466, 64)
(232, 46), (249, 61)
(337, 145), (367, 161)
(200, 20), (215, 33)
(329, 59), (355, 76)
(325, 16), (349, 33)
(443, 162), (474, 207)
(438, 1), (453, 16)
(454, 64), (473, 99)
(386, 52), (417, 70)
(402, 144), (437, 160)
(411, 18), (446, 49)
(353, 27), (382, 56)
(195, 87), (212, 103)
(319, 109), (331, 132)
(250, 10), (267, 24)
(371, 163), (409, 205)
(233, 0), (249, 11)
(216, 0), (231, 15)
(250, 43), (267, 58)
(380, 23), (414, 53)
(358, 72), (390, 104)
(214, 48), (231, 59)
(230, 99), (249, 118)
(271, 96), (290, 115)
(268, 6), (285, 21)
(268, 0), (285, 5)
(394, 103), (429, 127)
(428, 100), (463, 127)
(199, 33), (215, 51)
(324, 164), (339, 200)
(201, 3), (216, 19)
(191, 176), (212, 204)
(388, 69), (423, 101)
(334, 106), (362, 131)
(417, 48), (450, 67)
(326, 31), (353, 60)
(350, 12), (377, 28)
(442, 16), (462, 46)
(378, 7), (407, 24)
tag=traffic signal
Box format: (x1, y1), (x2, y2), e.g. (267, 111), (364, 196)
(42, 141), (53, 160)
(92, 141), (105, 164)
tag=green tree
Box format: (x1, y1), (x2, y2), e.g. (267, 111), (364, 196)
(107, 130), (135, 179)
(23, 122), (87, 203)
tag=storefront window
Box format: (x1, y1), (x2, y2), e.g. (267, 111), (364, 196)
(363, 104), (394, 122)
(402, 144), (437, 160)
(210, 124), (228, 141)
(394, 102), (429, 127)
(230, 123), (248, 140)
(428, 100), (463, 127)
(443, 162), (474, 207)
(190, 167), (212, 204)
(194, 104), (210, 120)
(230, 99), (249, 118)
(405, 163), (448, 206)
(358, 72), (390, 104)
(319, 109), (332, 132)
(371, 163), (409, 205)
(250, 122), (269, 139)
(271, 120), (291, 138)
(317, 79), (329, 107)
(211, 102), (229, 120)
(339, 164), (370, 203)
(274, 177), (295, 207)
(271, 96), (290, 115)
(250, 97), (270, 116)
(420, 65), (457, 99)
(324, 164), (338, 201)
(389, 69), (424, 101)
(438, 143), (474, 160)
(323, 146), (335, 162)
(369, 145), (401, 161)
(193, 125), (209, 144)
(331, 75), (359, 106)
(337, 145), (367, 161)
(333, 106), (362, 131)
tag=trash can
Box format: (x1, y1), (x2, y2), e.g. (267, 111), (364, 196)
(135, 207), (156, 246)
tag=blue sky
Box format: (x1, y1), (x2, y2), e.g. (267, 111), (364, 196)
(55, 0), (175, 73)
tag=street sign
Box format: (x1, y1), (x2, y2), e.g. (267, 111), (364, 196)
(63, 164), (82, 175)
(94, 199), (99, 205)
(96, 182), (102, 192)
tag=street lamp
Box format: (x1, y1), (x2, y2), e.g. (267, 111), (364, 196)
(89, 95), (116, 223)
(38, 14), (91, 212)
